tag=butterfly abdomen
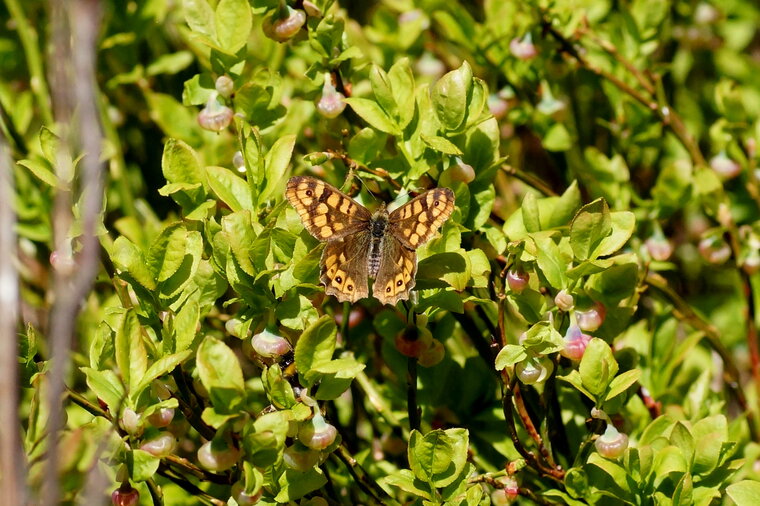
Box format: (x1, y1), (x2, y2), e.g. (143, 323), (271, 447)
(367, 212), (388, 278)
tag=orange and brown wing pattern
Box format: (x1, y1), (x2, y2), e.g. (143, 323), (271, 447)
(285, 176), (371, 242)
(320, 233), (371, 303)
(388, 187), (455, 250)
(372, 235), (418, 305)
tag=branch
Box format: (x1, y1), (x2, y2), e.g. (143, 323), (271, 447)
(333, 444), (396, 505)
(0, 131), (27, 505)
(501, 375), (564, 482)
(499, 164), (558, 197)
(540, 16), (706, 167)
(43, 1), (106, 503)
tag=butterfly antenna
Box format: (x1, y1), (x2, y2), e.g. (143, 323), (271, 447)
(352, 172), (381, 205)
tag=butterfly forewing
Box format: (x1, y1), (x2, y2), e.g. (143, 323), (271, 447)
(388, 188), (455, 250)
(285, 176), (372, 241)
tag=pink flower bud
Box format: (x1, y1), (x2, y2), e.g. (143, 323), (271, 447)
(510, 34), (538, 60)
(595, 424), (629, 459)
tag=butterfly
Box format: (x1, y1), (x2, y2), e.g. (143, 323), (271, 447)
(285, 176), (455, 305)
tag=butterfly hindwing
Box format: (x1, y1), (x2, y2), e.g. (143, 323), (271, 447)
(373, 235), (417, 306)
(285, 176), (372, 241)
(320, 233), (371, 303)
(388, 188), (455, 250)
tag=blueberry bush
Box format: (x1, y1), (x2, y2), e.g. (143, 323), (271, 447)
(3, 0), (760, 504)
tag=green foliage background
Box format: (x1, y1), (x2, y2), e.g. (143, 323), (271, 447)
(3, 0), (760, 504)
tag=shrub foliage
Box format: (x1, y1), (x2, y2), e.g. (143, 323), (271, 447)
(4, 0), (760, 504)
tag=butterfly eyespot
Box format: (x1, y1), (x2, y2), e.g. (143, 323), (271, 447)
(346, 284), (353, 291)
(335, 276), (342, 283)
(434, 201), (440, 207)
(396, 280), (403, 287)
(305, 189), (313, 197)
(386, 286), (392, 293)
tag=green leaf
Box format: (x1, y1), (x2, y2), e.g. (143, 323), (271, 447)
(726, 481), (760, 506)
(161, 138), (206, 208)
(417, 251), (469, 291)
(557, 370), (596, 401)
(127, 449), (160, 483)
(215, 0), (252, 53)
(235, 83), (287, 132)
(522, 192), (541, 233)
(294, 315), (337, 387)
(222, 211), (258, 277)
(587, 453), (632, 497)
(344, 97), (401, 135)
(80, 368), (125, 413)
(521, 321), (564, 354)
(586, 260), (638, 305)
(89, 323), (114, 370)
(348, 128), (387, 165)
(651, 160), (693, 217)
(384, 469), (432, 500)
(114, 309), (148, 397)
(38, 125), (60, 165)
(17, 159), (58, 187)
(148, 92), (202, 148)
(196, 336), (245, 413)
(261, 134), (296, 203)
(206, 166), (253, 212)
(534, 235), (568, 288)
(420, 134), (463, 155)
(147, 225), (190, 283)
(432, 61), (472, 131)
(276, 294), (319, 330)
(605, 369), (641, 401)
(263, 364), (297, 409)
(370, 64), (398, 123)
(548, 180), (581, 228)
(494, 344), (527, 370)
(593, 211), (635, 258)
(670, 422), (695, 469)
(111, 236), (156, 291)
(691, 415), (728, 475)
(579, 338), (618, 398)
(134, 351), (193, 396)
(158, 230), (203, 301)
(408, 428), (469, 488)
(146, 51), (194, 76)
(652, 445), (688, 480)
(275, 468), (328, 502)
(183, 0), (217, 39)
(388, 58), (415, 128)
(467, 248), (491, 288)
(570, 199), (612, 261)
(543, 123), (572, 151)
(172, 298), (200, 353)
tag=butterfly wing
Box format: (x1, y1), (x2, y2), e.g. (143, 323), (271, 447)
(286, 176), (372, 242)
(388, 188), (455, 250)
(372, 235), (417, 305)
(320, 232), (371, 303)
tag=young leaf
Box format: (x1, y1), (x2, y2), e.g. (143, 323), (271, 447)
(570, 199), (612, 261)
(114, 309), (148, 397)
(344, 97), (401, 135)
(196, 336), (245, 413)
(206, 165), (253, 212)
(215, 0), (252, 54)
(432, 62), (472, 131)
(408, 428), (469, 488)
(579, 338), (619, 399)
(294, 315), (338, 387)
